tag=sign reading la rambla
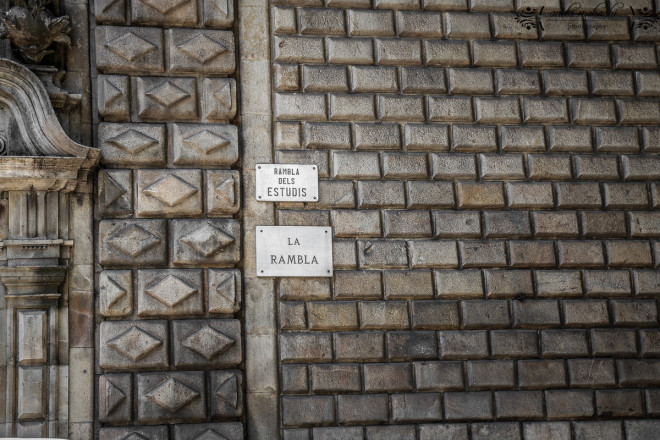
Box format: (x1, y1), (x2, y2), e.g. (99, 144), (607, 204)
(256, 226), (333, 277)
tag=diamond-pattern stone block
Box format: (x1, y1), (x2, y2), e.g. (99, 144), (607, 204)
(208, 269), (241, 314)
(99, 123), (167, 167)
(99, 426), (168, 440)
(169, 29), (235, 74)
(203, 0), (234, 27)
(206, 170), (240, 216)
(210, 370), (243, 418)
(132, 0), (197, 27)
(171, 219), (240, 266)
(99, 220), (167, 267)
(136, 77), (198, 121)
(137, 372), (206, 423)
(173, 423), (244, 440)
(99, 169), (133, 218)
(172, 123), (238, 167)
(98, 75), (129, 121)
(99, 321), (168, 370)
(99, 374), (131, 423)
(202, 78), (237, 122)
(100, 270), (133, 317)
(96, 26), (164, 74)
(137, 269), (203, 317)
(137, 169), (202, 217)
(173, 319), (241, 368)
(95, 0), (126, 24)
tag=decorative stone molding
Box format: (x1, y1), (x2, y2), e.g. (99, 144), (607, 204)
(0, 58), (99, 438)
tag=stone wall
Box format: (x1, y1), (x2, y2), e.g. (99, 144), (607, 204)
(92, 0), (244, 438)
(268, 1), (660, 439)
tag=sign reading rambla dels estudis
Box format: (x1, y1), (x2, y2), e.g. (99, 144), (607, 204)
(255, 163), (319, 202)
(256, 226), (333, 277)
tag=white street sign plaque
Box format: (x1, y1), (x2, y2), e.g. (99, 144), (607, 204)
(255, 163), (319, 202)
(256, 226), (333, 277)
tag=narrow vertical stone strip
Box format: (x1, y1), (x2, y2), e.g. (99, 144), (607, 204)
(238, 0), (278, 438)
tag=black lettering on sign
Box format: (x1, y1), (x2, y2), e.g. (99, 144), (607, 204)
(269, 255), (319, 264)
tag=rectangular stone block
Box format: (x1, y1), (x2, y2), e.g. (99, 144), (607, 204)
(173, 423), (243, 440)
(98, 374), (132, 423)
(444, 392), (492, 420)
(136, 169), (202, 217)
(136, 269), (203, 317)
(203, 0), (234, 27)
(274, 36), (324, 63)
(311, 364), (360, 393)
(435, 270), (483, 298)
(300, 8), (345, 35)
(100, 426), (169, 440)
(354, 123), (401, 149)
(375, 38), (423, 65)
(100, 270), (133, 317)
(410, 240), (458, 268)
(327, 37), (374, 64)
(172, 123), (238, 167)
(501, 126), (545, 152)
(171, 219), (240, 266)
(206, 170), (240, 216)
(99, 219), (167, 267)
(137, 371), (206, 423)
(363, 363), (413, 392)
(136, 76), (198, 121)
(132, 0), (197, 26)
(97, 75), (130, 121)
(391, 393), (442, 422)
(281, 395), (335, 426)
(96, 26), (164, 74)
(99, 169), (133, 217)
(568, 359), (616, 388)
(523, 97), (569, 123)
(99, 320), (168, 370)
(337, 394), (388, 425)
(494, 391), (544, 419)
(518, 360), (567, 389)
(335, 332), (385, 362)
(439, 330), (488, 359)
(173, 319), (241, 368)
(347, 9), (395, 36)
(99, 123), (167, 167)
(490, 330), (538, 358)
(168, 29), (234, 74)
(203, 78), (237, 121)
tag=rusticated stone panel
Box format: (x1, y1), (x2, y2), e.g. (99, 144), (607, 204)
(92, 0), (242, 435)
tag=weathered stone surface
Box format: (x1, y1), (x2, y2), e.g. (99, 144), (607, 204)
(172, 124), (238, 167)
(99, 123), (167, 167)
(97, 75), (130, 121)
(99, 220), (167, 267)
(99, 426), (169, 440)
(137, 169), (203, 217)
(99, 270), (133, 317)
(98, 169), (133, 217)
(96, 26), (164, 74)
(207, 170), (241, 216)
(137, 371), (206, 423)
(99, 320), (168, 370)
(210, 370), (243, 417)
(132, 0), (197, 26)
(169, 29), (235, 74)
(136, 77), (198, 121)
(208, 269), (242, 313)
(173, 422), (244, 440)
(171, 219), (241, 266)
(137, 269), (204, 317)
(98, 374), (131, 423)
(172, 319), (242, 367)
(203, 78), (237, 121)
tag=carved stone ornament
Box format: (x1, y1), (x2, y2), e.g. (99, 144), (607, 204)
(0, 58), (99, 191)
(0, 57), (98, 438)
(0, 0), (71, 64)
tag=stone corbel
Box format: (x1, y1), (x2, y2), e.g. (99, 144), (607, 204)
(0, 58), (98, 438)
